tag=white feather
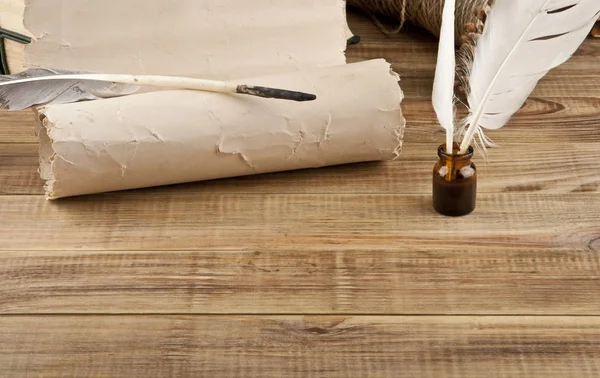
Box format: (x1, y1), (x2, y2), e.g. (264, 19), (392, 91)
(0, 68), (315, 111)
(460, 0), (600, 153)
(0, 68), (140, 110)
(432, 0), (456, 154)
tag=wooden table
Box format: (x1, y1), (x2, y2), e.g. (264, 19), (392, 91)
(1, 10), (600, 377)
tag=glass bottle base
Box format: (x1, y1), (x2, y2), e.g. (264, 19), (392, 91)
(432, 173), (476, 217)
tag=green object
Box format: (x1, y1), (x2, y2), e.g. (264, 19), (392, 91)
(0, 39), (9, 75)
(346, 35), (361, 46)
(0, 27), (32, 75)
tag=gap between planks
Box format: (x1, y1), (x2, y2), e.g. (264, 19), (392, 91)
(2, 314), (600, 317)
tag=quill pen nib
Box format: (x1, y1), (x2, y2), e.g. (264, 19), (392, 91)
(236, 85), (316, 102)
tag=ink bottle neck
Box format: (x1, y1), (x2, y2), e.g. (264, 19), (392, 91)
(437, 144), (475, 178)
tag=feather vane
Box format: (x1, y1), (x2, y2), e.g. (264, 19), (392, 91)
(0, 68), (139, 110)
(460, 0), (600, 153)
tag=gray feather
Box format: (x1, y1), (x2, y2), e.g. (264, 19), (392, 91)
(0, 68), (140, 110)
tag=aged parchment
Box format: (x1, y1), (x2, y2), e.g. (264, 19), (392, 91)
(37, 60), (404, 199)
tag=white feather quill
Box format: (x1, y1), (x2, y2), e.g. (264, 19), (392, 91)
(432, 0), (457, 154)
(459, 0), (600, 154)
(0, 68), (317, 110)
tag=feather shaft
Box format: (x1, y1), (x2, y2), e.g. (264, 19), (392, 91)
(8, 73), (240, 94)
(432, 0), (456, 155)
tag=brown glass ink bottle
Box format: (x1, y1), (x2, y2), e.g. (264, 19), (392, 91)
(432, 143), (477, 216)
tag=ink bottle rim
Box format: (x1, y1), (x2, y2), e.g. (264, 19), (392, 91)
(437, 144), (474, 161)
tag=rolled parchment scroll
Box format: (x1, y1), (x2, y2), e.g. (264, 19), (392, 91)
(36, 59), (405, 199)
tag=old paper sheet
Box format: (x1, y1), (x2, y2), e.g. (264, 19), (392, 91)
(343, 0), (355, 40)
(24, 0), (347, 79)
(36, 59), (405, 199)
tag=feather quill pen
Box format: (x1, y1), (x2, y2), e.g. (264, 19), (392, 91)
(432, 0), (456, 155)
(459, 0), (600, 154)
(0, 68), (317, 111)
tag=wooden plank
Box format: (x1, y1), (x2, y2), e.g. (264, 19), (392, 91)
(0, 193), (598, 251)
(347, 43), (600, 98)
(1, 247), (599, 314)
(0, 143), (43, 195)
(0, 111), (36, 143)
(2, 141), (599, 196)
(1, 316), (599, 377)
(403, 96), (600, 144)
(3, 94), (600, 147)
(348, 42), (600, 82)
(2, 93), (600, 145)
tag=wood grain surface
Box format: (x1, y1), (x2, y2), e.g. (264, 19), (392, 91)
(0, 9), (599, 377)
(1, 316), (599, 377)
(1, 247), (599, 315)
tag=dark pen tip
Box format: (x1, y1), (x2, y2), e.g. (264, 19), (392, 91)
(347, 35), (361, 46)
(237, 85), (318, 102)
(299, 93), (317, 102)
